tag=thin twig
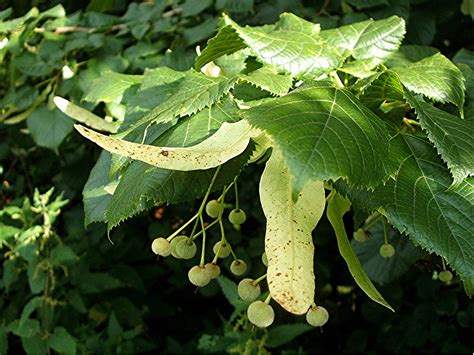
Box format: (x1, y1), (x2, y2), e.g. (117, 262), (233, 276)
(315, 0), (331, 17)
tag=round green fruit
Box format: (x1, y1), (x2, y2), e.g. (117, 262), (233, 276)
(205, 199), (223, 218)
(247, 301), (274, 328)
(237, 278), (261, 302)
(228, 209), (247, 225)
(306, 305), (329, 327)
(175, 239), (197, 259)
(353, 228), (369, 242)
(170, 235), (188, 258)
(439, 270), (453, 282)
(151, 237), (171, 257)
(261, 252), (268, 267)
(379, 243), (395, 258)
(188, 265), (211, 287)
(230, 259), (247, 276)
(204, 263), (221, 279)
(213, 241), (231, 258)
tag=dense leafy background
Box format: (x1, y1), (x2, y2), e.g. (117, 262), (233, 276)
(1, 0), (472, 354)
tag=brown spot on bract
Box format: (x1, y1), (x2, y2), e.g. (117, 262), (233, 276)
(160, 150), (169, 157)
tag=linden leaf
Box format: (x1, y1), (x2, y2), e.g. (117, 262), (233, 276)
(393, 53), (466, 116)
(245, 81), (394, 197)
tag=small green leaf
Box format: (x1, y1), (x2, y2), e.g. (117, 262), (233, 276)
(21, 334), (48, 355)
(3, 259), (19, 291)
(183, 18), (218, 46)
(9, 319), (40, 338)
(20, 296), (43, 325)
(83, 72), (143, 103)
(83, 152), (117, 225)
(393, 53), (466, 116)
(50, 327), (77, 355)
(260, 148), (326, 314)
(181, 0), (213, 17)
(107, 312), (123, 339)
(266, 324), (313, 348)
(27, 258), (46, 294)
(0, 224), (20, 240)
(26, 105), (74, 150)
(453, 48), (474, 69)
(358, 70), (405, 109)
(49, 244), (79, 265)
(326, 190), (394, 311)
(77, 272), (124, 294)
(195, 25), (246, 71)
(216, 0), (254, 13)
(216, 276), (247, 310)
(240, 65), (293, 96)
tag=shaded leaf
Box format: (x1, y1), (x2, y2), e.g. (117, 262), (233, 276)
(337, 135), (474, 295)
(358, 70), (404, 109)
(26, 105), (74, 150)
(216, 276), (247, 310)
(50, 327), (77, 355)
(195, 25), (246, 71)
(240, 65), (293, 96)
(453, 48), (474, 69)
(385, 45), (439, 68)
(351, 222), (423, 284)
(50, 244), (79, 265)
(83, 152), (118, 225)
(405, 92), (473, 185)
(266, 324), (313, 348)
(83, 72), (143, 103)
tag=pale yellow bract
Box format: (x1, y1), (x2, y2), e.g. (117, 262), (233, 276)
(54, 96), (118, 133)
(259, 148), (326, 314)
(74, 119), (254, 171)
